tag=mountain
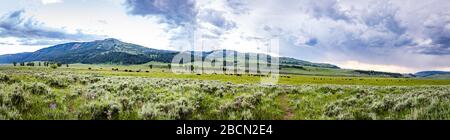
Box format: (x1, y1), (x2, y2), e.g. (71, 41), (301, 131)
(415, 71), (450, 78)
(198, 50), (340, 69)
(0, 38), (339, 68)
(0, 38), (177, 65)
(279, 57), (339, 69)
(0, 52), (33, 63)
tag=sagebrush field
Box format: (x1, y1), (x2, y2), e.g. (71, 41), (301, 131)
(1, 65), (450, 120)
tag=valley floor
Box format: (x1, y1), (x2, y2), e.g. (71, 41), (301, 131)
(1, 65), (450, 120)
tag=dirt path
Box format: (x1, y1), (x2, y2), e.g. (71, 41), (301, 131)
(280, 94), (294, 120)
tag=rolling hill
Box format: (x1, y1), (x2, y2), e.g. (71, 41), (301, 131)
(415, 71), (450, 79)
(415, 71), (450, 77)
(0, 38), (340, 68)
(1, 38), (424, 78)
(0, 38), (177, 64)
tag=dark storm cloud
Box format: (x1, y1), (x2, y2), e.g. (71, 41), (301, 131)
(198, 9), (236, 30)
(420, 13), (450, 55)
(306, 38), (318, 46)
(125, 0), (236, 30)
(303, 0), (350, 21)
(124, 0), (237, 46)
(124, 0), (197, 26)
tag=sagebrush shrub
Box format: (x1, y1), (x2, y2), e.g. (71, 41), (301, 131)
(26, 83), (50, 95)
(77, 100), (121, 120)
(0, 92), (5, 107)
(0, 105), (21, 120)
(140, 102), (160, 120)
(0, 74), (19, 84)
(140, 97), (195, 120)
(3, 69), (450, 120)
(84, 88), (110, 100)
(68, 88), (84, 99)
(118, 96), (134, 111)
(46, 77), (68, 88)
(324, 87), (450, 120)
(0, 74), (11, 83)
(218, 92), (264, 120)
(9, 84), (28, 109)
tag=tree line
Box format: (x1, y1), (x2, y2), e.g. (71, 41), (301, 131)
(13, 61), (69, 69)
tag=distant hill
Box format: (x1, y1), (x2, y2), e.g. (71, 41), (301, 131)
(0, 52), (34, 63)
(415, 71), (450, 78)
(0, 38), (340, 69)
(353, 70), (412, 78)
(415, 71), (450, 77)
(424, 74), (450, 79)
(279, 57), (339, 69)
(0, 38), (421, 78)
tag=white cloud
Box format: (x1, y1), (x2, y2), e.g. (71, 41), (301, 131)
(41, 0), (63, 5)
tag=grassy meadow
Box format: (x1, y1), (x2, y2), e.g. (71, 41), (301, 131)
(1, 63), (450, 120)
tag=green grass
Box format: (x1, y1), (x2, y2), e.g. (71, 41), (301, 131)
(2, 64), (450, 86)
(1, 64), (450, 120)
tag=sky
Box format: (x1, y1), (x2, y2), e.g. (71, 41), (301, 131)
(1, 0), (450, 73)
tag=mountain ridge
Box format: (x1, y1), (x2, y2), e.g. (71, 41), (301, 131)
(0, 38), (339, 68)
(415, 71), (450, 78)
